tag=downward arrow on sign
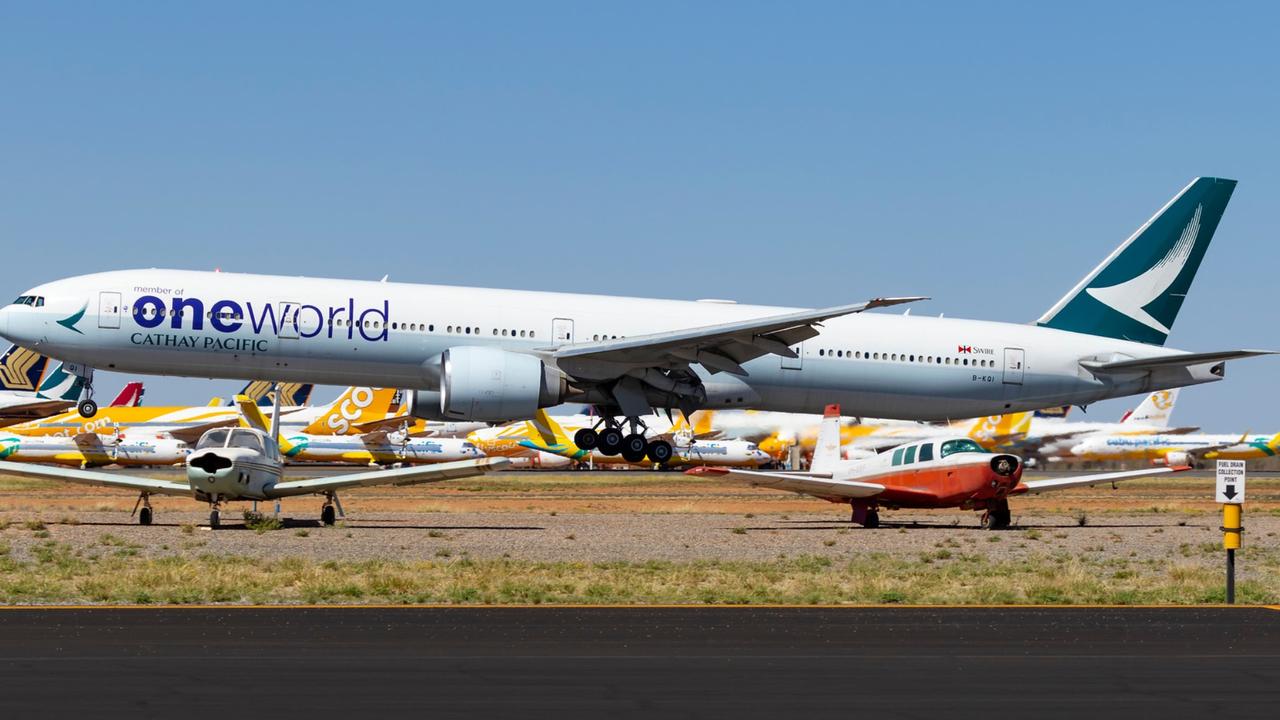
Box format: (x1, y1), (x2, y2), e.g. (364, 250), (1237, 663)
(1223, 485), (1238, 500)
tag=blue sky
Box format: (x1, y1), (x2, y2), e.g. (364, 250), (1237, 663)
(2, 2), (1276, 429)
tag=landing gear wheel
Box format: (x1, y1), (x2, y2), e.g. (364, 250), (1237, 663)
(321, 505), (337, 526)
(646, 440), (674, 465)
(209, 509), (221, 529)
(574, 428), (599, 450)
(864, 510), (880, 529)
(597, 427), (624, 456)
(77, 399), (98, 418)
(621, 433), (648, 463)
(982, 500), (1011, 530)
(138, 507), (153, 526)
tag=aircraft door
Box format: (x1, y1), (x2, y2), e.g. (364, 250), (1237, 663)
(98, 292), (122, 329)
(552, 318), (574, 345)
(277, 301), (300, 339)
(781, 342), (803, 370)
(1002, 347), (1025, 385)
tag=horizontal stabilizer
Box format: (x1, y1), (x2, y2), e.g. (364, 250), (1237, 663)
(1081, 349), (1275, 374)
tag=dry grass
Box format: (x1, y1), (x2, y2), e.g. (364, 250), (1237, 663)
(0, 542), (1275, 605)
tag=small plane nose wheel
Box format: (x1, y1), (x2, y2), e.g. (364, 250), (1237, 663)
(208, 498), (222, 529)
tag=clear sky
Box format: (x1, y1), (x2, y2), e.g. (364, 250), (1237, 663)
(1, 2), (1276, 429)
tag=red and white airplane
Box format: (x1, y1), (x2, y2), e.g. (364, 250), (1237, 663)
(689, 404), (1189, 528)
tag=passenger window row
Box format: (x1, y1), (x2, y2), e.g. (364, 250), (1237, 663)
(817, 348), (996, 368)
(891, 442), (934, 466)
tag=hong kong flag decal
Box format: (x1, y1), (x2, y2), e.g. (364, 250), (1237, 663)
(957, 345), (972, 353)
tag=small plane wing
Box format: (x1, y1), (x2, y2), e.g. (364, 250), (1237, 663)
(1081, 350), (1275, 374)
(267, 457), (510, 497)
(551, 297), (927, 376)
(1012, 465), (1189, 495)
(0, 460), (192, 496)
(687, 466), (885, 499)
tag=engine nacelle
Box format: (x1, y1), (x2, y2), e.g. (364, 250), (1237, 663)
(1160, 451), (1192, 467)
(410, 347), (566, 423)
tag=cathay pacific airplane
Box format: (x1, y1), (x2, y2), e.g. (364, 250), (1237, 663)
(0, 177), (1270, 464)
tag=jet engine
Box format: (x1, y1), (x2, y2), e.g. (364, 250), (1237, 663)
(1159, 451), (1193, 468)
(408, 347), (567, 423)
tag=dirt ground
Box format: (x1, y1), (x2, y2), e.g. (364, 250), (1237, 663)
(1, 470), (1276, 565)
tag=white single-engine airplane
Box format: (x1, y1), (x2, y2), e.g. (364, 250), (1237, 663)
(0, 394), (508, 527)
(0, 178), (1271, 466)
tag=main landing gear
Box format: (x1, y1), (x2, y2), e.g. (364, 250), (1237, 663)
(574, 416), (673, 465)
(850, 504), (880, 528)
(981, 499), (1012, 530)
(132, 492), (153, 526)
(320, 492), (343, 526)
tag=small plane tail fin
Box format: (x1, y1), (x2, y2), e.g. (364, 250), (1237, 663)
(1036, 177), (1236, 345)
(809, 404), (843, 473)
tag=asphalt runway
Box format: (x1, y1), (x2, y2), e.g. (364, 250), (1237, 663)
(1, 607), (1277, 719)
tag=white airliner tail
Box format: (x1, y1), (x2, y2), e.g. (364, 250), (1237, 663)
(810, 404), (843, 473)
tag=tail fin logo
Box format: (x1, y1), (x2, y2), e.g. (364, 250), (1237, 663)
(0, 347), (43, 391)
(1150, 391), (1174, 411)
(1085, 204), (1202, 335)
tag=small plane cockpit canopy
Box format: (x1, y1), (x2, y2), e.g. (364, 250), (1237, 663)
(940, 438), (989, 457)
(195, 427), (279, 460)
(197, 429), (229, 450)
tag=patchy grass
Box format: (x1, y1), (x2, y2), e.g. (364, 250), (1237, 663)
(241, 511), (284, 534)
(0, 547), (1275, 605)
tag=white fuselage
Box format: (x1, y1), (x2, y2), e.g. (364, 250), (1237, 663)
(0, 269), (1222, 421)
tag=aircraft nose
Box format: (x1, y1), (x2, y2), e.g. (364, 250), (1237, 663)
(0, 306), (10, 338)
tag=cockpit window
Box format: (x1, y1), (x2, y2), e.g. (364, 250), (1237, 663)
(34, 297), (43, 307)
(940, 439), (989, 457)
(197, 429), (229, 449)
(227, 430), (265, 452)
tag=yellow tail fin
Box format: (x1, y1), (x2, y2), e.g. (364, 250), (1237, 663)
(233, 395), (296, 455)
(207, 397), (224, 407)
(303, 387), (398, 435)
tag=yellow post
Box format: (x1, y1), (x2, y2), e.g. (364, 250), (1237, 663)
(1223, 504), (1242, 550)
(1223, 503), (1242, 604)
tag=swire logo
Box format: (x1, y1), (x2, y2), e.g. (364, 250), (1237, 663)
(132, 295), (390, 342)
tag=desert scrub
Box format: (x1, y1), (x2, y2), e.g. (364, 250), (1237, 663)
(0, 551), (1277, 605)
(242, 511), (284, 534)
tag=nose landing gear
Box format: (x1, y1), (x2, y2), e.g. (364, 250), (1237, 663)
(981, 499), (1012, 530)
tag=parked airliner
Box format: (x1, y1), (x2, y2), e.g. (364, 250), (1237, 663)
(0, 178), (1269, 464)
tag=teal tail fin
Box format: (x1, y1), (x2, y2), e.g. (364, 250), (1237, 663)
(36, 362), (85, 401)
(1036, 177), (1236, 345)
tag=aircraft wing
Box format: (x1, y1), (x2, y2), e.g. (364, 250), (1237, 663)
(0, 460), (192, 496)
(551, 297), (927, 376)
(1012, 465), (1189, 495)
(1081, 350), (1275, 374)
(0, 399), (76, 427)
(687, 466), (885, 500)
(267, 457), (509, 497)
